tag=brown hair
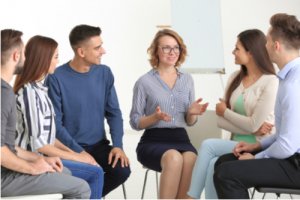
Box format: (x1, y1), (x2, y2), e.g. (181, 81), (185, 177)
(13, 35), (58, 93)
(147, 29), (187, 68)
(1, 29), (23, 66)
(269, 13), (300, 50)
(225, 29), (275, 108)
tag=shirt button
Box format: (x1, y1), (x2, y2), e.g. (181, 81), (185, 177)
(172, 117), (175, 121)
(171, 106), (174, 109)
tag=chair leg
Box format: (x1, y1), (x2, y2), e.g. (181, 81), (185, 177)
(156, 172), (159, 198)
(122, 183), (127, 199)
(141, 169), (150, 199)
(262, 193), (266, 199)
(250, 188), (256, 199)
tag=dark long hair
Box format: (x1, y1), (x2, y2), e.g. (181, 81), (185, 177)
(225, 29), (275, 108)
(13, 35), (58, 93)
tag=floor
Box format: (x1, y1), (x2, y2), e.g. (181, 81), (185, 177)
(105, 131), (300, 199)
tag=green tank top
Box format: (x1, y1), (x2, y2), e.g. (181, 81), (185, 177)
(232, 94), (256, 143)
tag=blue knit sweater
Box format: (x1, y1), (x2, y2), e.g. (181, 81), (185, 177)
(46, 62), (123, 152)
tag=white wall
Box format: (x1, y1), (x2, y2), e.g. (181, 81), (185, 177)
(0, 0), (172, 131)
(193, 0), (300, 114)
(1, 0), (299, 130)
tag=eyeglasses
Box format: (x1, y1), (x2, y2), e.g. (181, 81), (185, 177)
(159, 46), (181, 54)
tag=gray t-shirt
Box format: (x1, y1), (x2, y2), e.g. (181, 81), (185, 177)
(1, 79), (17, 172)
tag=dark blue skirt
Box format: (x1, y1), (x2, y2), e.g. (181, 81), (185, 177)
(136, 128), (197, 172)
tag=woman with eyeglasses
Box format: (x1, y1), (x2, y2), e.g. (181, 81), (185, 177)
(130, 29), (209, 199)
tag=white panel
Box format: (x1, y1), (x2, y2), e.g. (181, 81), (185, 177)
(171, 0), (224, 73)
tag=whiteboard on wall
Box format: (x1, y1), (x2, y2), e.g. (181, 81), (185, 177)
(171, 0), (225, 74)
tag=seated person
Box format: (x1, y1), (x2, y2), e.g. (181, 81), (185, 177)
(214, 13), (300, 199)
(13, 35), (104, 199)
(130, 29), (208, 199)
(1, 29), (90, 199)
(188, 29), (278, 199)
(46, 24), (131, 197)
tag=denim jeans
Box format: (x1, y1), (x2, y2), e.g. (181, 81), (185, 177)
(187, 138), (237, 199)
(62, 160), (104, 199)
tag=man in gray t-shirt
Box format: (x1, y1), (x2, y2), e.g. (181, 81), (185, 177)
(1, 29), (90, 199)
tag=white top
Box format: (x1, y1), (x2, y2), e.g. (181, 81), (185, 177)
(15, 82), (56, 152)
(217, 70), (279, 140)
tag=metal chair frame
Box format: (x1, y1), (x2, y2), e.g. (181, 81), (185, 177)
(141, 167), (159, 199)
(251, 187), (300, 199)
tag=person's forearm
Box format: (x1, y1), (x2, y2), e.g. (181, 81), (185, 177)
(186, 113), (197, 126)
(15, 146), (40, 161)
(38, 145), (77, 161)
(1, 146), (35, 174)
(138, 114), (159, 129)
(54, 139), (73, 152)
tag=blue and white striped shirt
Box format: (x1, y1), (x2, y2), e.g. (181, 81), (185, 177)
(130, 69), (195, 130)
(256, 57), (300, 159)
(15, 81), (56, 152)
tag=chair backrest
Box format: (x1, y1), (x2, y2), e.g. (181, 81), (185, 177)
(186, 110), (222, 150)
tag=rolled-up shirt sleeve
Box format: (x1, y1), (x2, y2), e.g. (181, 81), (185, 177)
(130, 80), (146, 130)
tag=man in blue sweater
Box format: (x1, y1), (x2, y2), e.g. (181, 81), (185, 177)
(46, 24), (131, 197)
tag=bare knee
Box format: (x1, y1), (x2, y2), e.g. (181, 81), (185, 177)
(182, 151), (197, 166)
(161, 149), (183, 170)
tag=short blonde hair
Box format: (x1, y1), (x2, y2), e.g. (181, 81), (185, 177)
(147, 29), (187, 68)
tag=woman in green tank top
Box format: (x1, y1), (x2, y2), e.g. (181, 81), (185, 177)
(188, 29), (278, 199)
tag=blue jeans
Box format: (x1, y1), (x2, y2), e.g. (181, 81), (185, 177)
(62, 160), (104, 199)
(187, 138), (237, 199)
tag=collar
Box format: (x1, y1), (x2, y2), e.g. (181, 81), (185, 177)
(1, 78), (11, 89)
(277, 57), (300, 80)
(32, 79), (48, 92)
(150, 67), (183, 77)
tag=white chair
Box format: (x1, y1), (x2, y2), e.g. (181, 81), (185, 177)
(186, 110), (223, 150)
(2, 193), (63, 199)
(251, 187), (300, 199)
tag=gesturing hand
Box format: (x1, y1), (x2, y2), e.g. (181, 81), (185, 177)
(155, 106), (171, 122)
(188, 98), (209, 116)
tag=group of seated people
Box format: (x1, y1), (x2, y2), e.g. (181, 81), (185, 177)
(1, 12), (300, 199)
